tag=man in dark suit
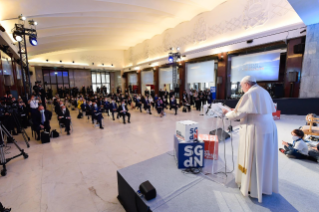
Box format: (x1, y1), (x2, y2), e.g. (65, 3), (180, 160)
(170, 95), (178, 115)
(92, 102), (104, 129)
(86, 101), (93, 121)
(117, 100), (131, 124)
(32, 105), (52, 140)
(39, 84), (46, 109)
(143, 96), (152, 115)
(58, 105), (71, 135)
(18, 100), (28, 128)
(110, 99), (118, 121)
(103, 97), (110, 116)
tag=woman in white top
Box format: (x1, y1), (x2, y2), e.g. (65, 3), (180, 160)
(280, 129), (308, 159)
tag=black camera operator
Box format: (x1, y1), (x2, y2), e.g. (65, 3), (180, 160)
(0, 101), (17, 136)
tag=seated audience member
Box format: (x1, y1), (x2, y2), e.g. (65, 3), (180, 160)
(85, 101), (93, 121)
(117, 100), (131, 124)
(103, 97), (110, 116)
(110, 99), (118, 121)
(308, 144), (319, 163)
(280, 129), (308, 159)
(127, 96), (133, 108)
(170, 95), (178, 115)
(135, 95), (142, 112)
(18, 100), (28, 128)
(156, 97), (165, 117)
(32, 105), (52, 140)
(28, 95), (41, 115)
(92, 102), (104, 129)
(58, 105), (71, 135)
(143, 96), (152, 115)
(162, 96), (168, 109)
(149, 95), (154, 108)
(182, 91), (191, 112)
(81, 100), (87, 116)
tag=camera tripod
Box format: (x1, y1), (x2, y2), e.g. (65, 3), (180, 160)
(11, 111), (30, 148)
(0, 122), (28, 176)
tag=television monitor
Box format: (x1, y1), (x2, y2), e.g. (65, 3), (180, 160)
(231, 50), (281, 83)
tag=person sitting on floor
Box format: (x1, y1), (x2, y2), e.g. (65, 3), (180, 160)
(58, 105), (71, 135)
(280, 129), (309, 159)
(32, 105), (52, 141)
(117, 100), (131, 124)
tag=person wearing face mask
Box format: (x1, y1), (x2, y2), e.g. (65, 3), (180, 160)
(18, 100), (28, 128)
(92, 102), (104, 129)
(58, 105), (71, 135)
(143, 95), (152, 115)
(110, 99), (118, 121)
(135, 95), (142, 112)
(170, 95), (178, 115)
(85, 101), (93, 121)
(28, 95), (42, 115)
(103, 98), (110, 116)
(280, 129), (309, 159)
(117, 100), (130, 124)
(32, 105), (52, 140)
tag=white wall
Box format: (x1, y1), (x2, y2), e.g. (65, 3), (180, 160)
(123, 0), (304, 70)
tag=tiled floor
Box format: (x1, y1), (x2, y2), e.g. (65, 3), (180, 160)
(0, 106), (319, 212)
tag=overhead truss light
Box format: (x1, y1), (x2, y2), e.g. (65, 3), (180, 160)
(13, 31), (23, 42)
(29, 35), (38, 46)
(28, 20), (37, 26)
(18, 14), (26, 21)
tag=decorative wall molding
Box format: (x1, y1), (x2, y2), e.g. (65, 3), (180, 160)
(124, 0), (300, 67)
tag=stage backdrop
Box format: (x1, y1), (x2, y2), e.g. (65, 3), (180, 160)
(231, 50), (282, 83)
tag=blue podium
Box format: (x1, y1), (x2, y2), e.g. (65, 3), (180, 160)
(174, 135), (205, 169)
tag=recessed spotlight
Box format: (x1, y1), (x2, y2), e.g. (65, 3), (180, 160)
(60, 60), (62, 63)
(176, 47), (180, 51)
(72, 61), (74, 63)
(102, 63), (104, 66)
(111, 64), (113, 66)
(46, 59), (48, 62)
(92, 62), (94, 65)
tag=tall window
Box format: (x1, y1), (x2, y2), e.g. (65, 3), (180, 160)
(91, 71), (110, 94)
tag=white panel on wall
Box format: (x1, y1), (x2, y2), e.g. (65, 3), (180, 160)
(1, 50), (12, 76)
(128, 73), (138, 85)
(141, 71), (154, 85)
(141, 70), (154, 94)
(186, 60), (216, 84)
(159, 67), (173, 86)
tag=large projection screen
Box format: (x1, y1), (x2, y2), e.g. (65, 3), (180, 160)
(231, 50), (281, 83)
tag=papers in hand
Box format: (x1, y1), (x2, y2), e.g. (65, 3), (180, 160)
(203, 103), (231, 119)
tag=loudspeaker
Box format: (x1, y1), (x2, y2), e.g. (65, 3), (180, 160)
(139, 181), (156, 201)
(246, 39), (253, 44)
(288, 72), (298, 82)
(210, 128), (230, 140)
(293, 44), (305, 54)
(29, 71), (33, 76)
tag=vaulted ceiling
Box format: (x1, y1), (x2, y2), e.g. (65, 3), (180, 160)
(0, 0), (226, 66)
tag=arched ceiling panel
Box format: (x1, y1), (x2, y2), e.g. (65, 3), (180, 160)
(0, 0), (226, 66)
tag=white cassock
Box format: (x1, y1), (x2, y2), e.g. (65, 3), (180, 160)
(225, 84), (278, 203)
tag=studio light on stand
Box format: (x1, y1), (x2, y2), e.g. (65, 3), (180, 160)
(12, 14), (38, 98)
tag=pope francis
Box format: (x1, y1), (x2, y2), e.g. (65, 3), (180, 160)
(223, 76), (278, 203)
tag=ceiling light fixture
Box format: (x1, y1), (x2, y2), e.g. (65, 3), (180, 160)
(46, 59), (49, 62)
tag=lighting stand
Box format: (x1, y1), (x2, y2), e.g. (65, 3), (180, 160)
(168, 49), (182, 98)
(14, 23), (37, 97)
(0, 122), (28, 176)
